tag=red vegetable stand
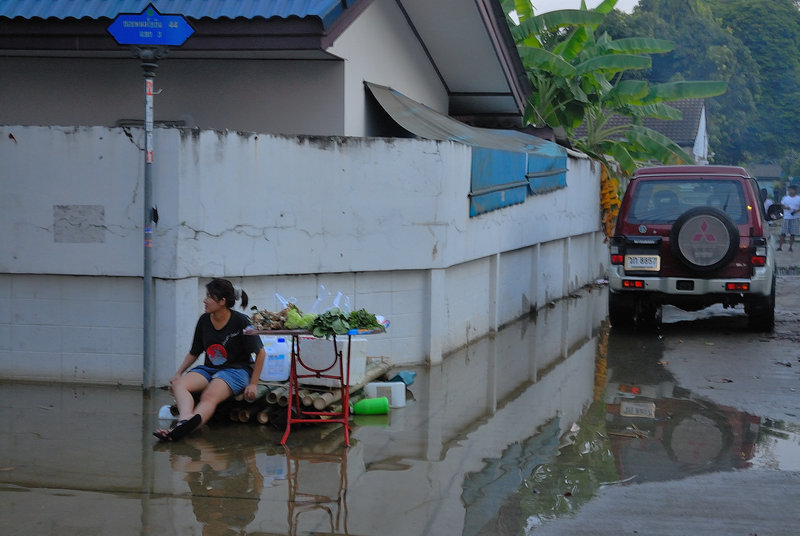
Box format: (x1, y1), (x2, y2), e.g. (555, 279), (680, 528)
(250, 327), (385, 446)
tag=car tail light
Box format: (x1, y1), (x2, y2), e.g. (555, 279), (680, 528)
(726, 282), (749, 291)
(619, 384), (642, 395)
(611, 253), (624, 264)
(751, 245), (767, 266)
(622, 279), (645, 289)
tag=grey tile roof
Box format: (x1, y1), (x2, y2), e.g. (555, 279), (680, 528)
(574, 98), (704, 146)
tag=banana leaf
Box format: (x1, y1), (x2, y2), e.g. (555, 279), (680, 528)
(534, 10), (605, 31)
(642, 81), (727, 103)
(605, 37), (674, 55)
(519, 47), (576, 77)
(575, 54), (651, 76)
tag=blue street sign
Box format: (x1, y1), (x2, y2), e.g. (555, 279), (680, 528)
(108, 3), (194, 46)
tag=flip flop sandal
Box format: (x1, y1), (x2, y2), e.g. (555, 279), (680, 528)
(153, 413), (201, 442)
(166, 414), (201, 441)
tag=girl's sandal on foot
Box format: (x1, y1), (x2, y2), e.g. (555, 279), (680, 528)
(153, 414), (201, 442)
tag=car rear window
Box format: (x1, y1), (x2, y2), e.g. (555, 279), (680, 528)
(627, 179), (748, 224)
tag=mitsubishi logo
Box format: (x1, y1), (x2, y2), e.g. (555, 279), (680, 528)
(692, 220), (717, 243)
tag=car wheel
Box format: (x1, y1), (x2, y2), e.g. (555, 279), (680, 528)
(609, 292), (634, 328)
(670, 207), (739, 272)
(633, 296), (660, 328)
(609, 293), (659, 329)
(747, 273), (776, 332)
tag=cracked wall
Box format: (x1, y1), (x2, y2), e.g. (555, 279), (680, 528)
(0, 125), (604, 385)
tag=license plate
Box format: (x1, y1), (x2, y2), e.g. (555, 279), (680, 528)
(620, 400), (656, 418)
(625, 255), (660, 271)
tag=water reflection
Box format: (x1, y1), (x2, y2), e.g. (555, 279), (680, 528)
(603, 331), (758, 482)
(283, 445), (349, 536)
(471, 323), (800, 535)
(158, 434), (264, 536)
(3, 285), (799, 536)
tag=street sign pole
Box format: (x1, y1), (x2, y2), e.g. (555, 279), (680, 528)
(108, 4), (194, 390)
(138, 47), (166, 390)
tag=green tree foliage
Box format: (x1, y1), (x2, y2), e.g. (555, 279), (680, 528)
(504, 0), (726, 176)
(602, 0), (759, 164)
(603, 0), (800, 168)
(706, 0), (800, 165)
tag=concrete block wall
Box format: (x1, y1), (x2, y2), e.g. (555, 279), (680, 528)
(0, 275), (141, 384)
(1, 125), (606, 386)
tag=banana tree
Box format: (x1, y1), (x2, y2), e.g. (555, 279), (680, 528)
(504, 0), (727, 175)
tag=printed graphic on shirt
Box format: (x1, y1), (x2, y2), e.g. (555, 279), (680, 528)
(207, 344), (228, 366)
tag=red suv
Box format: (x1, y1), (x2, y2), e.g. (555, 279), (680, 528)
(609, 165), (783, 331)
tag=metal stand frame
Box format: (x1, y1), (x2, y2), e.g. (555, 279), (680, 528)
(281, 334), (352, 446)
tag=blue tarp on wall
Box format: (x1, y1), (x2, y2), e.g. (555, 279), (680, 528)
(470, 147), (529, 216)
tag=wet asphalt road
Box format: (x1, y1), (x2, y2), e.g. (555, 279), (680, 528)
(532, 262), (800, 535)
(2, 264), (800, 535)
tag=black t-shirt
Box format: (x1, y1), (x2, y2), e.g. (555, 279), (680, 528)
(190, 310), (263, 370)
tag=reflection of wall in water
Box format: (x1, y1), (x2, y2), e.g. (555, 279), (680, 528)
(340, 286), (606, 536)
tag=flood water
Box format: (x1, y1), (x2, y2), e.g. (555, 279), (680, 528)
(2, 284), (799, 536)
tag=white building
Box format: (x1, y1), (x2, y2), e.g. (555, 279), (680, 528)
(0, 0), (605, 387)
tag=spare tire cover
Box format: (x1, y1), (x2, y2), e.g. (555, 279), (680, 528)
(670, 207), (739, 272)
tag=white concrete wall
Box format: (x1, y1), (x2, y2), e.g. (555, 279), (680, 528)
(0, 125), (604, 386)
(327, 0), (449, 135)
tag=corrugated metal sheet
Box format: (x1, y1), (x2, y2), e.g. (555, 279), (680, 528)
(366, 82), (564, 157)
(366, 82), (567, 216)
(0, 0), (354, 27)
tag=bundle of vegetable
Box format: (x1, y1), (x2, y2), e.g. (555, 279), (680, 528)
(251, 300), (386, 336)
(250, 305), (292, 330)
(311, 307), (350, 339)
(348, 308), (384, 331)
(285, 307), (317, 330)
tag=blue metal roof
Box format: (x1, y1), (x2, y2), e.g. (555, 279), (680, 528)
(0, 0), (356, 28)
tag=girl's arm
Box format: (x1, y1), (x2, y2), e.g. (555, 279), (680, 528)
(244, 347), (266, 402)
(171, 353), (198, 385)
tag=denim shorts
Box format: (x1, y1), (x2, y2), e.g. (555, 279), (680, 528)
(190, 365), (251, 394)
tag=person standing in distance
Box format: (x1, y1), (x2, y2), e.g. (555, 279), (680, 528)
(154, 278), (265, 441)
(778, 184), (800, 252)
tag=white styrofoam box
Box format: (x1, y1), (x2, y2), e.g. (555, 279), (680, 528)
(364, 381), (406, 408)
(296, 336), (367, 387)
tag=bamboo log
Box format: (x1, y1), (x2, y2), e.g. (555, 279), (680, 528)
(302, 391), (320, 407)
(234, 384), (271, 402)
(298, 389), (315, 406)
(325, 391), (367, 417)
(313, 391), (338, 410)
(256, 410), (270, 425)
(267, 386), (287, 405)
(246, 384), (271, 403)
(311, 359), (392, 410)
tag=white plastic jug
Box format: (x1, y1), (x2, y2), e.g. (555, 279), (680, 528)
(259, 335), (291, 381)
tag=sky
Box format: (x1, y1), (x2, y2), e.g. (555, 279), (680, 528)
(531, 0), (639, 13)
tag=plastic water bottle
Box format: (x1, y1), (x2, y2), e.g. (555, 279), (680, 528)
(260, 335), (290, 381)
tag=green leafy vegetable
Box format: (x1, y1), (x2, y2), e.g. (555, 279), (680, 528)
(348, 309), (382, 331)
(311, 307), (351, 339)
